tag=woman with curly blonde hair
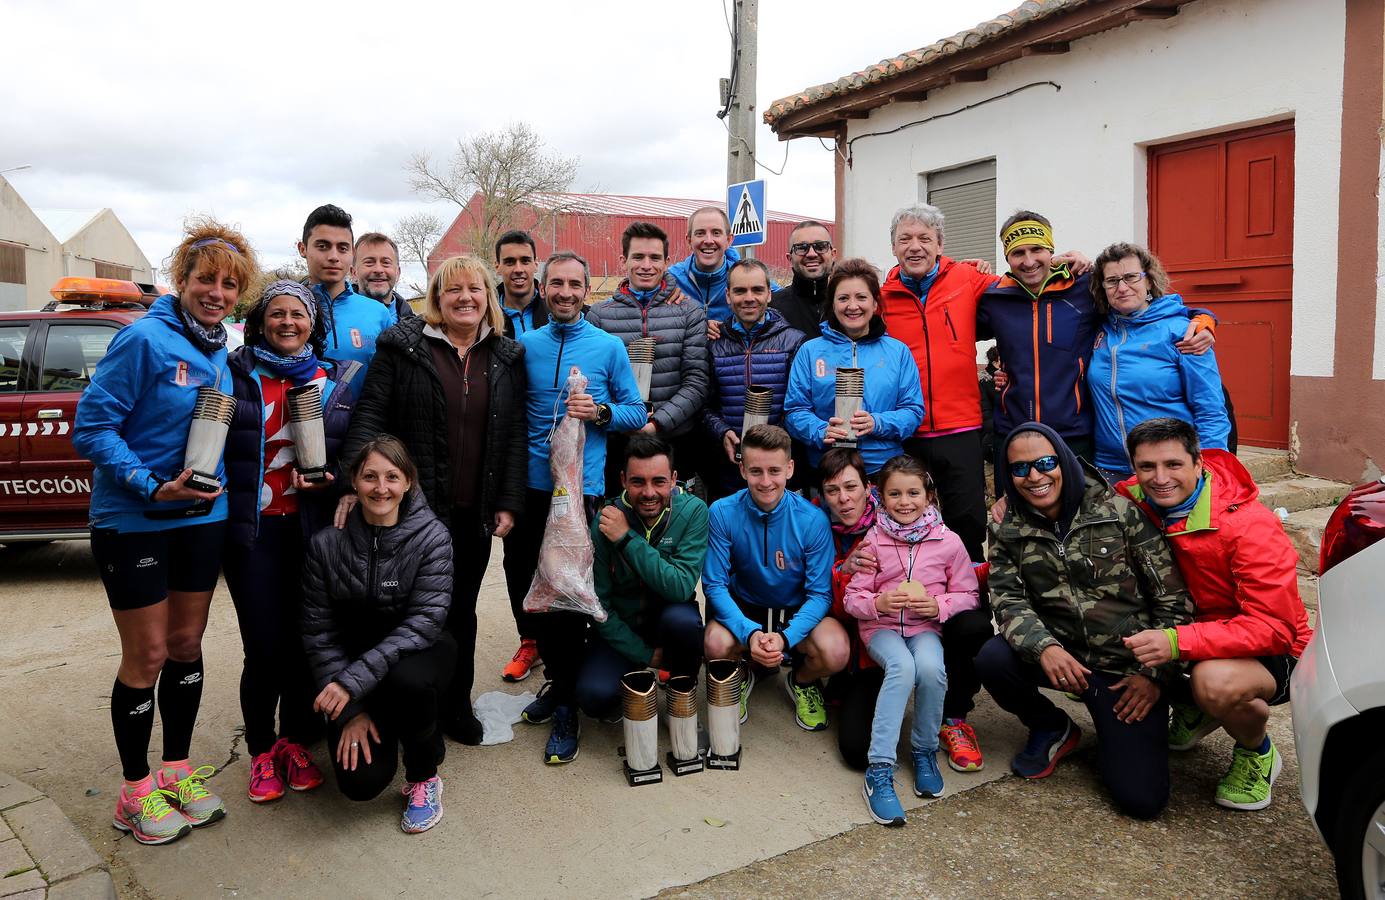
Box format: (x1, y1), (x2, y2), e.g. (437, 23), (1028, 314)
(74, 218), (258, 845)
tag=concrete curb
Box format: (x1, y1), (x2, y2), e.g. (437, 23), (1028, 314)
(0, 773), (114, 900)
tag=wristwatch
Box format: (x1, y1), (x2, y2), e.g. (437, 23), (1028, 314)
(594, 403), (612, 426)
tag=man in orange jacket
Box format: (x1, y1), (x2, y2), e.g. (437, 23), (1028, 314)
(1118, 417), (1312, 812)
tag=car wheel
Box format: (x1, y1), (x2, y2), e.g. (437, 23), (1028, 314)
(1334, 748), (1385, 900)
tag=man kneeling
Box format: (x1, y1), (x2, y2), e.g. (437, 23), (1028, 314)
(703, 424), (849, 731)
(1120, 417), (1313, 811)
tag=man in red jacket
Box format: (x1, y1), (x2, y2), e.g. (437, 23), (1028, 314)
(1118, 417), (1312, 812)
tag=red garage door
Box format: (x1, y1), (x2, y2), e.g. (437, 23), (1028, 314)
(1149, 121), (1294, 448)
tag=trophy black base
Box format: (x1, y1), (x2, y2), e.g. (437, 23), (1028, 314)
(186, 471), (221, 493)
(666, 751), (704, 776)
(298, 467), (329, 484)
(837, 440), (859, 450)
(622, 760), (663, 786)
(706, 748), (741, 771)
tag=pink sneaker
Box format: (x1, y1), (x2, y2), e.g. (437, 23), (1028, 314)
(273, 738), (325, 792)
(248, 750), (285, 803)
(112, 777), (192, 845)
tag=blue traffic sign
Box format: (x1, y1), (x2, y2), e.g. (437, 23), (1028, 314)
(727, 179), (766, 248)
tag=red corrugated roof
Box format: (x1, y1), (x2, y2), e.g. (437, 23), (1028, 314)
(527, 192), (816, 224)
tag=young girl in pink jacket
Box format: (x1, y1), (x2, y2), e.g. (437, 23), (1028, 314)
(845, 455), (979, 825)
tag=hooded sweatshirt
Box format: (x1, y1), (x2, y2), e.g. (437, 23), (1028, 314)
(784, 317), (925, 473)
(668, 246), (744, 325)
(1117, 449), (1313, 660)
(843, 513), (978, 645)
(988, 421), (1193, 677)
(74, 294), (232, 532)
(1088, 293), (1231, 470)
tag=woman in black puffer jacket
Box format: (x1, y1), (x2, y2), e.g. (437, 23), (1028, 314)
(302, 436), (454, 834)
(340, 255), (527, 743)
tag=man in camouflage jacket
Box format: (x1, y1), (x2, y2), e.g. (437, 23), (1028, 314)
(976, 422), (1192, 820)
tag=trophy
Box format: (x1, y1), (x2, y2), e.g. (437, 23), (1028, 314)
(619, 671), (663, 786)
(627, 337), (656, 409)
(664, 675), (703, 776)
(286, 384), (329, 483)
(737, 385), (773, 463)
(704, 659), (743, 770)
(834, 367), (865, 449)
(182, 387), (237, 493)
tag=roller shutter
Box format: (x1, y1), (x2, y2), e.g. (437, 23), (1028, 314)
(925, 160), (997, 267)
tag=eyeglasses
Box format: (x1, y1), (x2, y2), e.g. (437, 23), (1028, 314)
(790, 240), (833, 256)
(1009, 455), (1060, 478)
(1101, 271), (1147, 291)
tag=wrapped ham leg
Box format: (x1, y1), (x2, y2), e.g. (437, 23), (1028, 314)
(522, 367), (606, 622)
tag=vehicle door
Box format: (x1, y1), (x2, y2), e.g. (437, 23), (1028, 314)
(18, 319), (121, 521)
(0, 320), (35, 517)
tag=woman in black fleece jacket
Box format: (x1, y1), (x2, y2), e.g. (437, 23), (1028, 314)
(302, 437), (454, 833)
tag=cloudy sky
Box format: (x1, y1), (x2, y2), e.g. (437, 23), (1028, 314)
(5, 0), (1001, 277)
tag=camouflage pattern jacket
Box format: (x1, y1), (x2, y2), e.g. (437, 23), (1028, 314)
(988, 465), (1193, 680)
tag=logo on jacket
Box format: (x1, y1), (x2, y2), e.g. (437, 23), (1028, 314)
(775, 550), (786, 570)
(174, 361), (189, 386)
(382, 580), (400, 588)
(350, 328), (363, 349)
(1093, 332), (1105, 350)
(815, 358), (826, 377)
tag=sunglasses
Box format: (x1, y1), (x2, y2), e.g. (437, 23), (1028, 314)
(1009, 455), (1060, 478)
(790, 240), (833, 255)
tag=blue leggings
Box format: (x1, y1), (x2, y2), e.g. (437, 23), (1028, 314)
(865, 629), (946, 766)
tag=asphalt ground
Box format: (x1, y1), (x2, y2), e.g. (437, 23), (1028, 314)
(0, 540), (1336, 899)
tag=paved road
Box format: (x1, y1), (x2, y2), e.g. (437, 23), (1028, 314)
(0, 540), (1336, 899)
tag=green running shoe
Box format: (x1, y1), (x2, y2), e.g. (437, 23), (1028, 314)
(1168, 702), (1220, 751)
(739, 668), (755, 725)
(785, 676), (828, 732)
(1215, 740), (1282, 811)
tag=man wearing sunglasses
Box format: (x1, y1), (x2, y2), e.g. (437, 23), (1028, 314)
(976, 421), (1192, 820)
(770, 221), (836, 336)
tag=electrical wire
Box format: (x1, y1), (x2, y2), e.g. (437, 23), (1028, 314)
(720, 115), (791, 176)
(844, 81), (1061, 165)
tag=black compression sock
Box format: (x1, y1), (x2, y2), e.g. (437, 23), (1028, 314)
(110, 679), (156, 782)
(158, 657), (204, 762)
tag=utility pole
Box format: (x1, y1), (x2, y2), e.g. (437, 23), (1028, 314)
(722, 0), (758, 255)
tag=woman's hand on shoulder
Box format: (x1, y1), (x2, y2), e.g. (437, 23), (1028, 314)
(334, 494), (358, 529)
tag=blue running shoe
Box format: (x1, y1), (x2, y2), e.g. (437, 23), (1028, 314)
(1011, 717), (1081, 779)
(862, 763), (906, 826)
(544, 705), (581, 765)
(522, 681), (558, 725)
(911, 748), (945, 798)
(400, 776), (443, 834)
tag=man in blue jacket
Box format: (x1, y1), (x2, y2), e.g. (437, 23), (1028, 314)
(299, 205), (396, 373)
(496, 229), (548, 338)
(668, 206), (742, 338)
(703, 424), (848, 732)
(512, 250), (646, 764)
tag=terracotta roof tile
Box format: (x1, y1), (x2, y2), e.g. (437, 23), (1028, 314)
(765, 0), (1092, 127)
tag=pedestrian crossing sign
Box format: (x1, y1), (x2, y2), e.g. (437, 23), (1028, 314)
(727, 179), (766, 248)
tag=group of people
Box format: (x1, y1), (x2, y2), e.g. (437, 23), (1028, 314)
(71, 197), (1311, 841)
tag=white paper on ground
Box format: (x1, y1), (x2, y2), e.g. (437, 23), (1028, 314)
(474, 690), (536, 745)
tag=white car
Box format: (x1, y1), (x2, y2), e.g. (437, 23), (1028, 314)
(1291, 475), (1385, 899)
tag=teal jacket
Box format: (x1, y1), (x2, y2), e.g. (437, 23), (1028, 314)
(592, 489), (710, 665)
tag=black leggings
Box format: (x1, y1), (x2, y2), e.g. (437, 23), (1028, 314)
(975, 635), (1170, 820)
(330, 634), (456, 802)
(443, 508), (491, 721)
(223, 514), (319, 756)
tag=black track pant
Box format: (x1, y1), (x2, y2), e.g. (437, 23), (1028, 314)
(443, 507), (491, 721)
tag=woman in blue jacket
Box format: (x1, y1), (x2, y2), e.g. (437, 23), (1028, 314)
(785, 258), (925, 475)
(73, 221), (258, 845)
(222, 280), (362, 805)
(1088, 243), (1231, 480)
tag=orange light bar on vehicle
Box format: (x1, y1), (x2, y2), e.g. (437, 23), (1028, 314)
(49, 277), (145, 305)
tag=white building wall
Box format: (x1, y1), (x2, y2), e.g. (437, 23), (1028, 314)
(59, 210), (154, 283)
(842, 0), (1345, 377)
(0, 180), (62, 312)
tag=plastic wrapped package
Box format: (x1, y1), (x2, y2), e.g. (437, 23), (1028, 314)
(522, 368), (606, 622)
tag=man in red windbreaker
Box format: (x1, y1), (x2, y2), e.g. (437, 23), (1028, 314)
(1118, 417), (1312, 813)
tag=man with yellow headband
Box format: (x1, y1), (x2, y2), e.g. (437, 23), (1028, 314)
(978, 210), (1216, 470)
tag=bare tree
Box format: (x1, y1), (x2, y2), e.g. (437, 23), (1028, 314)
(405, 122), (579, 258)
(393, 212), (444, 293)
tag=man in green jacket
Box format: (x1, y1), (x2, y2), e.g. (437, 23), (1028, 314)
(522, 434), (709, 746)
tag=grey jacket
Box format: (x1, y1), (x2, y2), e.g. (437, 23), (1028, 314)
(584, 279), (709, 436)
(301, 490), (452, 723)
